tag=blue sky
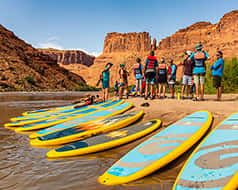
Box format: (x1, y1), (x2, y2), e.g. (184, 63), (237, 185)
(0, 0), (237, 56)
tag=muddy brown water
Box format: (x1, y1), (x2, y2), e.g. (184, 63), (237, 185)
(0, 92), (195, 190)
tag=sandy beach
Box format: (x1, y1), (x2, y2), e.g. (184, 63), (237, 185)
(126, 94), (238, 128)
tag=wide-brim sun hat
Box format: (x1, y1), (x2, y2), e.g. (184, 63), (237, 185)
(196, 43), (203, 50)
(120, 63), (125, 67)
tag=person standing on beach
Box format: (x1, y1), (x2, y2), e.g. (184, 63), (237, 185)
(99, 62), (113, 101)
(133, 58), (144, 96)
(118, 63), (129, 99)
(210, 51), (224, 101)
(114, 80), (119, 96)
(167, 59), (177, 98)
(156, 58), (167, 99)
(181, 51), (194, 99)
(189, 43), (209, 101)
(144, 51), (158, 100)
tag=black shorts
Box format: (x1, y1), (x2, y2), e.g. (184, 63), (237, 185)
(157, 74), (167, 84)
(145, 72), (156, 84)
(213, 76), (222, 88)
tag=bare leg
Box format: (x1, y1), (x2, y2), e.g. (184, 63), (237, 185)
(105, 88), (109, 101)
(150, 84), (154, 98)
(102, 88), (105, 101)
(181, 84), (185, 97)
(155, 84), (159, 98)
(158, 84), (162, 97)
(195, 84), (199, 98)
(218, 87), (222, 100)
(145, 84), (149, 98)
(139, 80), (143, 96)
(200, 84), (204, 100)
(187, 85), (191, 97)
(135, 80), (139, 96)
(119, 86), (123, 99)
(163, 83), (166, 97)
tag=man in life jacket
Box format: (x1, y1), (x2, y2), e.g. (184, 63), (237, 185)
(156, 58), (167, 99)
(181, 51), (194, 99)
(189, 43), (209, 101)
(143, 51), (158, 100)
(133, 57), (143, 96)
(167, 59), (177, 98)
(118, 63), (129, 99)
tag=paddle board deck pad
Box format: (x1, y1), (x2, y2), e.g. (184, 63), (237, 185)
(22, 100), (95, 116)
(47, 119), (161, 158)
(22, 103), (79, 116)
(5, 99), (116, 127)
(30, 110), (144, 147)
(173, 112), (238, 190)
(10, 101), (92, 122)
(14, 100), (124, 132)
(98, 111), (213, 185)
(29, 101), (132, 139)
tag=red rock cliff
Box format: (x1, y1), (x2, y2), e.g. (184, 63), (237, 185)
(0, 25), (86, 91)
(39, 49), (95, 66)
(103, 32), (152, 53)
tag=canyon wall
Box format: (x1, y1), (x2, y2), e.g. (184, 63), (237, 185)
(80, 10), (238, 86)
(0, 25), (86, 91)
(39, 49), (95, 66)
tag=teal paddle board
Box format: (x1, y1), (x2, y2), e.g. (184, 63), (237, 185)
(173, 112), (238, 190)
(15, 100), (123, 132)
(46, 119), (161, 158)
(29, 101), (132, 139)
(5, 99), (115, 127)
(98, 111), (212, 185)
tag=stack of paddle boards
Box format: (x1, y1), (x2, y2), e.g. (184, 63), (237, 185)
(46, 119), (161, 158)
(173, 112), (238, 190)
(98, 111), (213, 185)
(5, 99), (121, 131)
(30, 110), (144, 147)
(21, 100), (92, 116)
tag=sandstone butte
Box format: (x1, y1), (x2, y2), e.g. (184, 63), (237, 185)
(49, 10), (238, 87)
(0, 24), (87, 92)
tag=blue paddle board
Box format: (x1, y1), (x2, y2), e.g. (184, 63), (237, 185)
(173, 112), (238, 190)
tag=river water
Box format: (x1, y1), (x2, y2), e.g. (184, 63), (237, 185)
(0, 92), (189, 190)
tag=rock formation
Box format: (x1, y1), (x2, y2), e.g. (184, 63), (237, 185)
(39, 49), (95, 66)
(103, 32), (152, 53)
(78, 10), (238, 86)
(0, 25), (86, 91)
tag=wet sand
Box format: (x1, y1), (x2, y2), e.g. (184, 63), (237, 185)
(0, 92), (237, 190)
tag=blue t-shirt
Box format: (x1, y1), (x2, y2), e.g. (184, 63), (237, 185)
(169, 64), (177, 80)
(210, 58), (224, 77)
(102, 67), (110, 81)
(190, 51), (209, 74)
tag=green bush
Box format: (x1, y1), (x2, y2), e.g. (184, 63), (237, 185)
(75, 85), (100, 91)
(25, 76), (36, 85)
(204, 57), (238, 94)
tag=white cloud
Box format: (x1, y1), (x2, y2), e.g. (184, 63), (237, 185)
(36, 36), (102, 57)
(37, 42), (63, 50)
(71, 48), (101, 57)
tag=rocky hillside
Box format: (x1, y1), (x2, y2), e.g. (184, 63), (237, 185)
(0, 25), (86, 91)
(38, 48), (95, 66)
(77, 10), (238, 86)
(156, 10), (238, 60)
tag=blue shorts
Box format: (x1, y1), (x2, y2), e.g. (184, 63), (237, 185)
(102, 80), (109, 89)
